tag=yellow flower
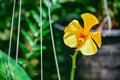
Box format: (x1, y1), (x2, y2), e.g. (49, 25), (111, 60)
(63, 13), (102, 55)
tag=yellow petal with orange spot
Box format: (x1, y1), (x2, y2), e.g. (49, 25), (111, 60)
(64, 20), (83, 33)
(91, 31), (102, 48)
(77, 38), (97, 55)
(64, 33), (78, 48)
(81, 13), (99, 33)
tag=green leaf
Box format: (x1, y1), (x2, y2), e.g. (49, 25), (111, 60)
(42, 29), (50, 37)
(18, 58), (27, 67)
(28, 45), (46, 60)
(30, 10), (39, 24)
(28, 52), (40, 60)
(42, 21), (50, 30)
(43, 0), (51, 8)
(42, 20), (54, 30)
(37, 6), (47, 18)
(21, 30), (34, 46)
(37, 29), (50, 40)
(0, 50), (31, 80)
(33, 45), (46, 51)
(50, 4), (61, 13)
(86, 6), (96, 12)
(26, 65), (36, 70)
(26, 19), (39, 37)
(20, 42), (29, 54)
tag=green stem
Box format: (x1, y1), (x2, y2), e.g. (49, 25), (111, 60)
(70, 50), (79, 80)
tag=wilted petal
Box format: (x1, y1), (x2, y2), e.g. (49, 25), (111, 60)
(64, 20), (83, 33)
(64, 33), (78, 48)
(91, 31), (102, 48)
(77, 38), (97, 55)
(81, 13), (99, 33)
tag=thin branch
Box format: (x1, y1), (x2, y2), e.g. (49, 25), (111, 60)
(48, 0), (61, 80)
(15, 0), (22, 80)
(99, 16), (108, 31)
(7, 0), (16, 79)
(103, 0), (112, 35)
(40, 0), (43, 80)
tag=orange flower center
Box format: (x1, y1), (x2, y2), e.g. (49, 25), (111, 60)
(76, 33), (89, 47)
(80, 32), (89, 41)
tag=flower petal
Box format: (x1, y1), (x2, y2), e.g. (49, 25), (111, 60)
(77, 38), (97, 55)
(81, 13), (99, 33)
(64, 33), (78, 48)
(64, 20), (83, 33)
(91, 31), (102, 48)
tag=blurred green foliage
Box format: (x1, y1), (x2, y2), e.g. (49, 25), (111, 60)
(0, 0), (120, 80)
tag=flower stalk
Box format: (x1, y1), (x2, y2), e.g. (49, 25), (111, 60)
(70, 50), (79, 80)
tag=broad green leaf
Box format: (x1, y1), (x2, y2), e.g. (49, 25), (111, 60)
(0, 50), (31, 80)
(21, 30), (34, 46)
(26, 19), (39, 37)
